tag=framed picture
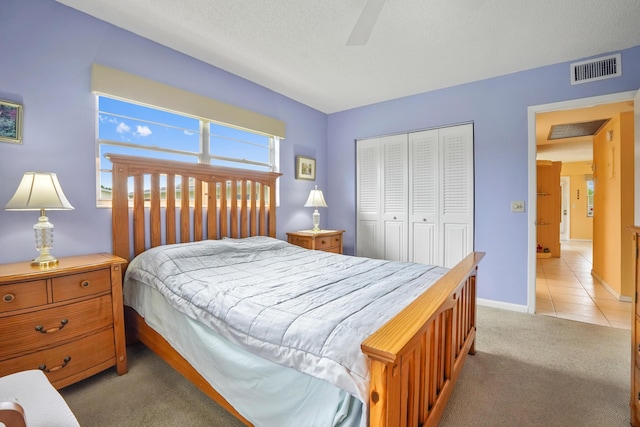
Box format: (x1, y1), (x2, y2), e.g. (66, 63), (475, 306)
(0, 100), (23, 144)
(295, 155), (316, 180)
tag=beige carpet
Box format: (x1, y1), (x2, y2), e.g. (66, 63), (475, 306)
(61, 306), (631, 426)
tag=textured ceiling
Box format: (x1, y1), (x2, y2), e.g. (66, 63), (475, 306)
(56, 0), (640, 114)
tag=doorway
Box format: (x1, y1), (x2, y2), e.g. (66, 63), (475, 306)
(527, 90), (637, 321)
(560, 176), (570, 241)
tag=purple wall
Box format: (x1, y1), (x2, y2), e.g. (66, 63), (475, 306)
(1, 0), (639, 308)
(326, 47), (640, 306)
(0, 0), (327, 263)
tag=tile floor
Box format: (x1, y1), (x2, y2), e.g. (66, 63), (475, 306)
(536, 240), (632, 330)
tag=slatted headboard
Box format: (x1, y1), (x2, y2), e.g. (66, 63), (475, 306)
(106, 154), (281, 262)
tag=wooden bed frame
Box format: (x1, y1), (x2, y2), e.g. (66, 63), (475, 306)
(108, 153), (484, 427)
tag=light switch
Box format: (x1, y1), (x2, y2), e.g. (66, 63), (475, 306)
(511, 200), (525, 213)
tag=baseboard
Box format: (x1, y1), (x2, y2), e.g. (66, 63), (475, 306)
(478, 298), (528, 313)
(591, 271), (632, 302)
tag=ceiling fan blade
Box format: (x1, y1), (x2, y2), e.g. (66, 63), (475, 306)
(346, 0), (386, 46)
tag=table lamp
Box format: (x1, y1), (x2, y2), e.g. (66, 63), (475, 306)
(304, 185), (327, 232)
(4, 172), (75, 266)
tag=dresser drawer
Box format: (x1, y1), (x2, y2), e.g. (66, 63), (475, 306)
(314, 235), (341, 250)
(0, 328), (116, 386)
(0, 280), (48, 313)
(288, 236), (312, 249)
(52, 268), (112, 302)
(0, 294), (114, 360)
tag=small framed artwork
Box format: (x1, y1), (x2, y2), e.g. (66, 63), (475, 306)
(295, 155), (316, 180)
(0, 100), (23, 144)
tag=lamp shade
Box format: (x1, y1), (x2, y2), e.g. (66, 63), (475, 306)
(5, 172), (74, 211)
(304, 186), (328, 208)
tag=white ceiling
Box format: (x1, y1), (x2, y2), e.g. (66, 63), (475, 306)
(56, 0), (640, 114)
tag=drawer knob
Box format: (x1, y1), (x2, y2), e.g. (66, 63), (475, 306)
(80, 280), (91, 288)
(2, 293), (15, 303)
(35, 318), (68, 334)
(320, 240), (326, 244)
(39, 356), (71, 373)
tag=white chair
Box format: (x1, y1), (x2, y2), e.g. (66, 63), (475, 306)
(0, 370), (80, 427)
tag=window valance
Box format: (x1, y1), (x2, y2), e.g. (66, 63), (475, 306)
(91, 64), (286, 138)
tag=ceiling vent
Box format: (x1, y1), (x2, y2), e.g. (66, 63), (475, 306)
(570, 53), (621, 85)
(548, 119), (609, 140)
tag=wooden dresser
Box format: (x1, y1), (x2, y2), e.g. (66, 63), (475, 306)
(0, 253), (127, 389)
(286, 230), (345, 254)
(631, 227), (640, 426)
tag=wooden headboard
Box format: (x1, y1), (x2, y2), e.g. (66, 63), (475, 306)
(107, 154), (282, 262)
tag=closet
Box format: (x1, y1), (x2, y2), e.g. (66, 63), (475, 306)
(356, 123), (474, 268)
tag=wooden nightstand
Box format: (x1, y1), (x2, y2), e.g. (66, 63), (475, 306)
(0, 253), (127, 389)
(286, 230), (345, 254)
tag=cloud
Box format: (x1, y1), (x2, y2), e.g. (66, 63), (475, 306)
(116, 122), (131, 133)
(134, 125), (152, 137)
(184, 130), (195, 136)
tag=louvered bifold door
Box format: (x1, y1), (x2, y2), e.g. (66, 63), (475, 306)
(409, 129), (439, 265)
(381, 134), (409, 262)
(439, 124), (474, 268)
(357, 138), (383, 259)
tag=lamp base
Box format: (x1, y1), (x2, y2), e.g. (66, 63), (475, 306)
(311, 209), (321, 232)
(31, 256), (59, 267)
(32, 213), (57, 267)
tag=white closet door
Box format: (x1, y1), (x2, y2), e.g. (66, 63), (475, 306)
(408, 129), (439, 264)
(381, 134), (409, 262)
(356, 123), (473, 267)
(356, 137), (382, 259)
(439, 124), (474, 268)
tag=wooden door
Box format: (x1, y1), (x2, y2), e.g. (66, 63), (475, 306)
(537, 160), (562, 257)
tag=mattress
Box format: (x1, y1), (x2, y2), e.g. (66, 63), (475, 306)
(123, 236), (448, 426)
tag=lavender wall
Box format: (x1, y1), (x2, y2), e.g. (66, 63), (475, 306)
(326, 46), (640, 307)
(0, 0), (326, 263)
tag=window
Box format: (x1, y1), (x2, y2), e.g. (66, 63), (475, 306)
(97, 96), (279, 204)
(586, 179), (594, 217)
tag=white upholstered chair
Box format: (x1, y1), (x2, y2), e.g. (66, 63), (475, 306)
(0, 370), (80, 427)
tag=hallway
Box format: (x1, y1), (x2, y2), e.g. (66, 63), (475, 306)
(536, 240), (632, 330)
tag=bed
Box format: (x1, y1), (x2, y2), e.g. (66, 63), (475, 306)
(108, 153), (484, 427)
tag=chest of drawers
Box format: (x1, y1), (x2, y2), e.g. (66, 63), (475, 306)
(0, 253), (127, 389)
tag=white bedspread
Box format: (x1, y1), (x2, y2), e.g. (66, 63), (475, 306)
(123, 236), (448, 404)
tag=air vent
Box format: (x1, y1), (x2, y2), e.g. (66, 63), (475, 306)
(548, 119), (609, 140)
(571, 54), (621, 85)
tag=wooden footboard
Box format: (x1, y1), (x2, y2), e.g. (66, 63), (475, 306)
(362, 251), (484, 427)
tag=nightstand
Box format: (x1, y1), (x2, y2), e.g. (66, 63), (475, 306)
(0, 253), (127, 389)
(286, 230), (345, 254)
